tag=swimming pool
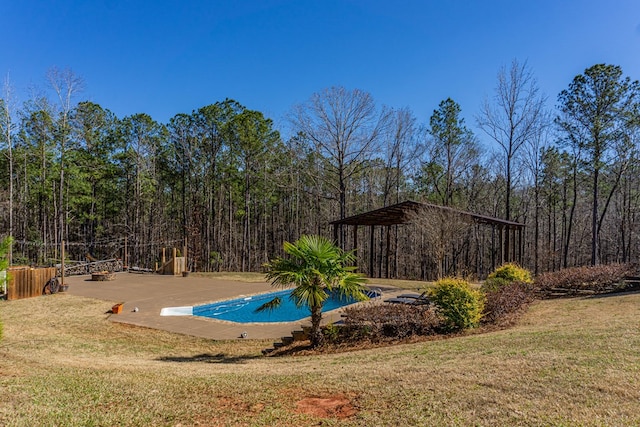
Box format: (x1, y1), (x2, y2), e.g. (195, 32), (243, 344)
(187, 288), (379, 323)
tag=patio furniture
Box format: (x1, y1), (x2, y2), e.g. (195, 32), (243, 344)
(384, 291), (431, 306)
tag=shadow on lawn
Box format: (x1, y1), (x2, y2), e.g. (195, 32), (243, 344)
(156, 353), (263, 364)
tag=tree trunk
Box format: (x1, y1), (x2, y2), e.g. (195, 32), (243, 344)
(534, 184), (540, 275)
(338, 166), (346, 247)
(310, 303), (324, 348)
(563, 162), (578, 268)
(591, 167), (599, 265)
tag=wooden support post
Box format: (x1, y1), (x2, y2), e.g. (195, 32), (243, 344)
(124, 237), (128, 270)
(183, 237), (188, 272)
(353, 225), (358, 253)
(491, 225), (496, 271)
(499, 227), (504, 265)
(369, 225), (375, 278)
(172, 248), (177, 275)
(511, 228), (515, 262)
(394, 224), (399, 279)
(385, 226), (391, 279)
(162, 247), (166, 265)
(518, 228), (523, 264)
(183, 237), (187, 259)
(479, 225), (484, 276)
(505, 224), (510, 264)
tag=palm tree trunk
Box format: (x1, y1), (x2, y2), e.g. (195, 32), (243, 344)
(310, 304), (324, 347)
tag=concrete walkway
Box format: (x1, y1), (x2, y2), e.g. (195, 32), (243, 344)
(64, 272), (401, 340)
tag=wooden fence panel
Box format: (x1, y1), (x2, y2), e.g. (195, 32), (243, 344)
(7, 267), (57, 301)
(158, 256), (186, 275)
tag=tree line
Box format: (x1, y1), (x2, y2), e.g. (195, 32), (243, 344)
(0, 61), (638, 279)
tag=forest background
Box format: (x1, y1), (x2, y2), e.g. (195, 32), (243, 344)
(0, 60), (639, 280)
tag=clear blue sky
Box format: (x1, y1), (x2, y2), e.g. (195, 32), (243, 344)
(2, 0), (640, 143)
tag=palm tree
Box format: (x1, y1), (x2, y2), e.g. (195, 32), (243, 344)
(258, 235), (368, 347)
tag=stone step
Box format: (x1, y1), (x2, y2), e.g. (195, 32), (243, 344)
(262, 328), (311, 356)
(292, 330), (308, 341)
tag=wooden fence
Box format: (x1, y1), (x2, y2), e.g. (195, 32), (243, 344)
(157, 248), (186, 276)
(6, 267), (57, 301)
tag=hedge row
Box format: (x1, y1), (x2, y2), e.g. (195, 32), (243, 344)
(322, 263), (636, 346)
(533, 263), (635, 297)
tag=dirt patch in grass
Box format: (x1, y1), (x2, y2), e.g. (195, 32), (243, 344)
(295, 394), (357, 419)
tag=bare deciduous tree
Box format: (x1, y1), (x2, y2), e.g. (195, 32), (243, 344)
(477, 59), (546, 257)
(290, 86), (391, 245)
(382, 107), (421, 207)
(522, 113), (551, 274)
(0, 74), (17, 264)
(409, 207), (470, 279)
(47, 66), (84, 254)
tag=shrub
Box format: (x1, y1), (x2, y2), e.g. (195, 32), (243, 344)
(482, 282), (535, 325)
(322, 322), (342, 342)
(429, 278), (485, 331)
(330, 303), (443, 343)
(481, 276), (512, 293)
(534, 263), (635, 298)
(487, 263), (532, 286)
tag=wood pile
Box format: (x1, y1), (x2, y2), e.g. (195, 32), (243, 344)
(61, 259), (123, 277)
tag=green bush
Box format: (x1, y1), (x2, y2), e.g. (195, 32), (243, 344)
(322, 322), (342, 342)
(485, 263), (532, 290)
(482, 276), (511, 292)
(429, 278), (485, 331)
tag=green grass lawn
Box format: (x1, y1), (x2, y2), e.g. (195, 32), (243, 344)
(0, 289), (639, 426)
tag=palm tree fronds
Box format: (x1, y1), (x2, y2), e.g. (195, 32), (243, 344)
(254, 296), (282, 313)
(290, 285), (328, 309)
(263, 234), (369, 347)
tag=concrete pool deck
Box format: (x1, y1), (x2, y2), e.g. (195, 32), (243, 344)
(64, 272), (403, 340)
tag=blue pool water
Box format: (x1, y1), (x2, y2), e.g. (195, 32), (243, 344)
(193, 289), (378, 323)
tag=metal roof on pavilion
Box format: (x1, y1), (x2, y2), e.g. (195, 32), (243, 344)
(330, 200), (524, 229)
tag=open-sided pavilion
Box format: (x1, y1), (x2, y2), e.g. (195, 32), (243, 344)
(330, 200), (525, 279)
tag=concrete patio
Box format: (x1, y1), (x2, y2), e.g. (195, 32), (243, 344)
(64, 272), (401, 340)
